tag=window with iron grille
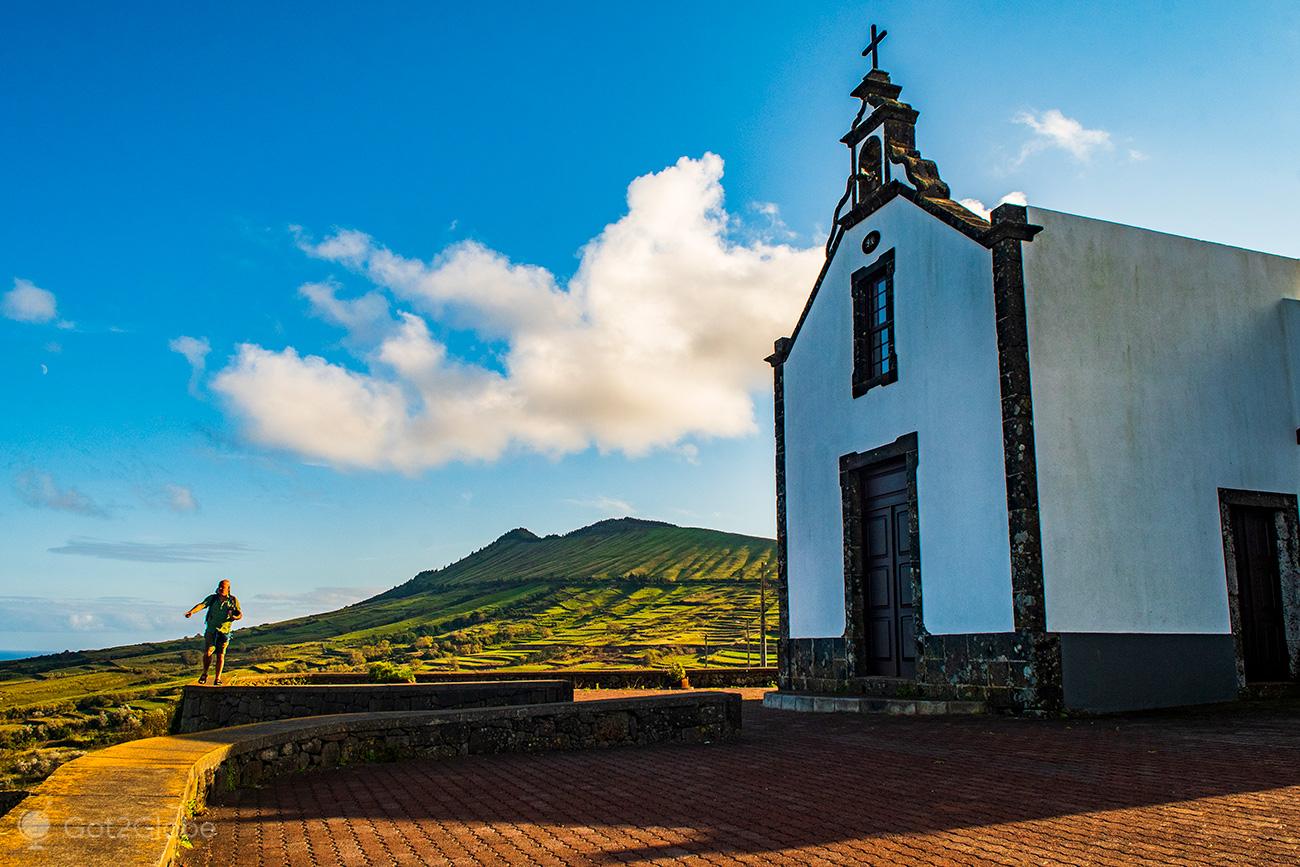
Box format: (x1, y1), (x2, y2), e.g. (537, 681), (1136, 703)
(852, 249), (897, 396)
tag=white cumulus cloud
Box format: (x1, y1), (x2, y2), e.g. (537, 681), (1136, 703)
(957, 191), (1029, 222)
(3, 278), (59, 324)
(212, 153), (822, 472)
(1013, 109), (1113, 164)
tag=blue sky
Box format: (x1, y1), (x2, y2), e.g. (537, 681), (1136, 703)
(3, 1), (1298, 653)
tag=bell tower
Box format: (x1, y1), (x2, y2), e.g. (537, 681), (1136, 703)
(841, 68), (950, 206)
(823, 25), (974, 255)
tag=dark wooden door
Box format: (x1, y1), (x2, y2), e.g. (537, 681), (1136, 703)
(860, 461), (916, 678)
(1231, 506), (1289, 682)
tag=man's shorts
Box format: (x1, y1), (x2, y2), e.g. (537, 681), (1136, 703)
(203, 629), (231, 651)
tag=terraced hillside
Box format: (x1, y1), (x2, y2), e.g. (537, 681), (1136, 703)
(0, 518), (776, 790)
(229, 518), (777, 659)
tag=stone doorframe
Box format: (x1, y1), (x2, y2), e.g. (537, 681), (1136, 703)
(839, 432), (922, 678)
(1218, 488), (1300, 686)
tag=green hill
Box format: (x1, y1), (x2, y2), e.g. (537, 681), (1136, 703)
(380, 517), (772, 595)
(231, 517), (778, 662)
(0, 518), (776, 789)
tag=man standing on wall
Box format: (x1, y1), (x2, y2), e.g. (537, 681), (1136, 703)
(184, 579), (243, 686)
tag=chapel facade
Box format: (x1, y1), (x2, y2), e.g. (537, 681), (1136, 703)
(767, 53), (1300, 714)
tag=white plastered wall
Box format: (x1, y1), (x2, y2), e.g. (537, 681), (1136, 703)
(782, 197), (1014, 638)
(1023, 208), (1300, 634)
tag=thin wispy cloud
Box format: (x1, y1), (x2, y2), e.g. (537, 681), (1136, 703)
(0, 587), (374, 645)
(166, 484), (198, 512)
(564, 495), (637, 516)
(160, 484), (199, 512)
(0, 595), (180, 636)
(137, 483), (200, 513)
(48, 537), (255, 563)
(254, 586), (383, 609)
(299, 280), (393, 344)
(169, 335), (211, 395)
(748, 201), (797, 241)
(14, 471), (109, 517)
(209, 153), (822, 472)
(1013, 109), (1113, 164)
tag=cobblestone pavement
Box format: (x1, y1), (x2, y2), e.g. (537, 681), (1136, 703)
(184, 689), (1300, 865)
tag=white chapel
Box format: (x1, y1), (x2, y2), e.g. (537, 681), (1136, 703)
(766, 43), (1300, 713)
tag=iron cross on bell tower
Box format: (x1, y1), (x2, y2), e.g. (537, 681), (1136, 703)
(862, 23), (887, 70)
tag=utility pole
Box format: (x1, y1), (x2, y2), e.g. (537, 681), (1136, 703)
(759, 568), (768, 667)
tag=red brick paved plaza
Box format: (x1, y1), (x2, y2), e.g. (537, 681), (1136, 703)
(184, 689), (1300, 865)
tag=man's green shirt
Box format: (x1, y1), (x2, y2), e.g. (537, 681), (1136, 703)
(201, 594), (241, 634)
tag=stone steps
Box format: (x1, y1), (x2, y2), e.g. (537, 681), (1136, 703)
(763, 691), (988, 716)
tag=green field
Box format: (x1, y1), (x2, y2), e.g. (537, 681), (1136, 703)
(0, 518), (777, 790)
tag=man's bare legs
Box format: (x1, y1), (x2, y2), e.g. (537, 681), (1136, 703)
(212, 647), (227, 685)
(199, 644), (215, 683)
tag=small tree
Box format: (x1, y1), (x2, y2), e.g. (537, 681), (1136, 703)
(367, 661), (415, 683)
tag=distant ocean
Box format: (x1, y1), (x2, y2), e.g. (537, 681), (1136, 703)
(0, 650), (52, 661)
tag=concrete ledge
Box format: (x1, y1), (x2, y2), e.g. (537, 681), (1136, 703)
(0, 692), (740, 867)
(177, 679), (573, 732)
(763, 691), (987, 716)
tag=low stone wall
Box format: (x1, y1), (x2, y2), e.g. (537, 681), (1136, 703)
(0, 692), (741, 867)
(178, 679), (572, 733)
(245, 666), (778, 690)
(212, 692), (742, 795)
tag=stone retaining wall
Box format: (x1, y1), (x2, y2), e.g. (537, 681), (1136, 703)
(178, 680), (572, 733)
(210, 693), (742, 797)
(245, 667), (778, 690)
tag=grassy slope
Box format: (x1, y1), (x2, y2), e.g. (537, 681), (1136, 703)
(227, 518), (777, 653)
(379, 518), (773, 595)
(0, 518), (777, 787)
